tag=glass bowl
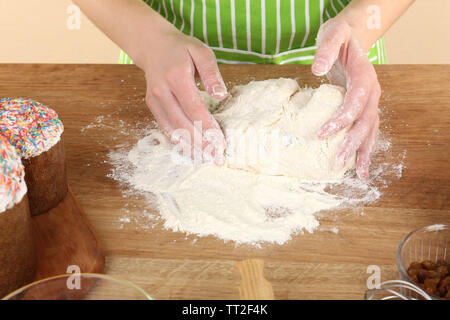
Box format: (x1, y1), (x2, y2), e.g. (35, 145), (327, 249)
(396, 224), (449, 300)
(2, 273), (152, 300)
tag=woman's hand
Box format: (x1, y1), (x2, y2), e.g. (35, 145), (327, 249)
(72, 0), (227, 164)
(138, 27), (227, 165)
(312, 18), (380, 179)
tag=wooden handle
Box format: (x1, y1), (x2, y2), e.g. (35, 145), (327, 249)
(235, 259), (274, 300)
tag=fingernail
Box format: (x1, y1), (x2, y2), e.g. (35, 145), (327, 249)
(312, 58), (329, 76)
(357, 160), (370, 179)
(357, 167), (368, 179)
(318, 122), (336, 138)
(215, 154), (225, 166)
(212, 85), (228, 99)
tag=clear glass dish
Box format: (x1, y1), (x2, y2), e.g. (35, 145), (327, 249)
(396, 224), (449, 300)
(2, 273), (152, 300)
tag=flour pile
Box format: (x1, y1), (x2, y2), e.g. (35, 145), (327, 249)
(107, 78), (402, 245)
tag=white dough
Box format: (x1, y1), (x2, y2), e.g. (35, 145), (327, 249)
(214, 78), (355, 182)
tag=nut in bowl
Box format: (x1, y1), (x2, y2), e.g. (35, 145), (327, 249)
(396, 224), (450, 300)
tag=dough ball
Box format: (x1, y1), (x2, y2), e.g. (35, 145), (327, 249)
(213, 78), (355, 182)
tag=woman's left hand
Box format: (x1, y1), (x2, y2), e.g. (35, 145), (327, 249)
(312, 17), (380, 179)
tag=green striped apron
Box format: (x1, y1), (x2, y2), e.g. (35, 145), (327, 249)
(119, 0), (387, 65)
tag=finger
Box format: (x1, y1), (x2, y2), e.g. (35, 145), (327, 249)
(335, 89), (380, 168)
(167, 65), (223, 133)
(356, 114), (379, 179)
(145, 93), (174, 137)
(167, 65), (226, 165)
(150, 83), (202, 148)
(152, 83), (225, 164)
(188, 44), (228, 100)
(318, 66), (379, 139)
(312, 19), (351, 76)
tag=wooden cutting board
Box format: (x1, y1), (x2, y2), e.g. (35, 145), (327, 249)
(32, 186), (105, 281)
(1, 64), (449, 299)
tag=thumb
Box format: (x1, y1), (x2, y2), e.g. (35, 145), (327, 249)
(312, 19), (350, 76)
(189, 44), (228, 100)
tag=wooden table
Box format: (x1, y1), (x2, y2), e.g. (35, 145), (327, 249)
(1, 64), (449, 300)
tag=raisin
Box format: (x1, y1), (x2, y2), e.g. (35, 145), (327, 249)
(438, 276), (450, 296)
(424, 278), (440, 293)
(409, 261), (423, 270)
(410, 274), (419, 284)
(407, 268), (419, 278)
(422, 260), (438, 270)
(417, 269), (432, 282)
(425, 286), (436, 296)
(436, 265), (449, 278)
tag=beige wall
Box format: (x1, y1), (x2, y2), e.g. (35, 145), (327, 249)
(384, 0), (450, 64)
(0, 0), (448, 64)
(0, 0), (119, 64)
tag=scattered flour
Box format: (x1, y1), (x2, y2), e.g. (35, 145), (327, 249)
(112, 129), (342, 244)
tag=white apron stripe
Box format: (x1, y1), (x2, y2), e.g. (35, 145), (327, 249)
(319, 0), (324, 25)
(230, 0), (237, 49)
(246, 0), (251, 51)
(162, 0), (168, 19)
(330, 0), (338, 15)
(179, 0), (185, 32)
(215, 0), (223, 47)
(261, 0), (266, 54)
(376, 39), (381, 63)
(300, 0), (310, 47)
(189, 0), (194, 36)
(276, 0), (281, 54)
(202, 0), (208, 45)
(170, 0), (176, 25)
(370, 55), (378, 62)
(288, 0), (296, 50)
(157, 1), (161, 14)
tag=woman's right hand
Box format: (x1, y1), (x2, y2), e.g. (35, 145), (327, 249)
(73, 0), (227, 163)
(135, 24), (228, 165)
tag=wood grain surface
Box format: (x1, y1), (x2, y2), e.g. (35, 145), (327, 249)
(1, 64), (449, 300)
(236, 259), (274, 300)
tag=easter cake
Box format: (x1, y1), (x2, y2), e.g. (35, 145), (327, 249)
(0, 135), (36, 297)
(0, 98), (68, 216)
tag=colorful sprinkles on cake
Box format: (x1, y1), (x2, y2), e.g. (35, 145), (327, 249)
(0, 135), (26, 213)
(0, 98), (64, 159)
